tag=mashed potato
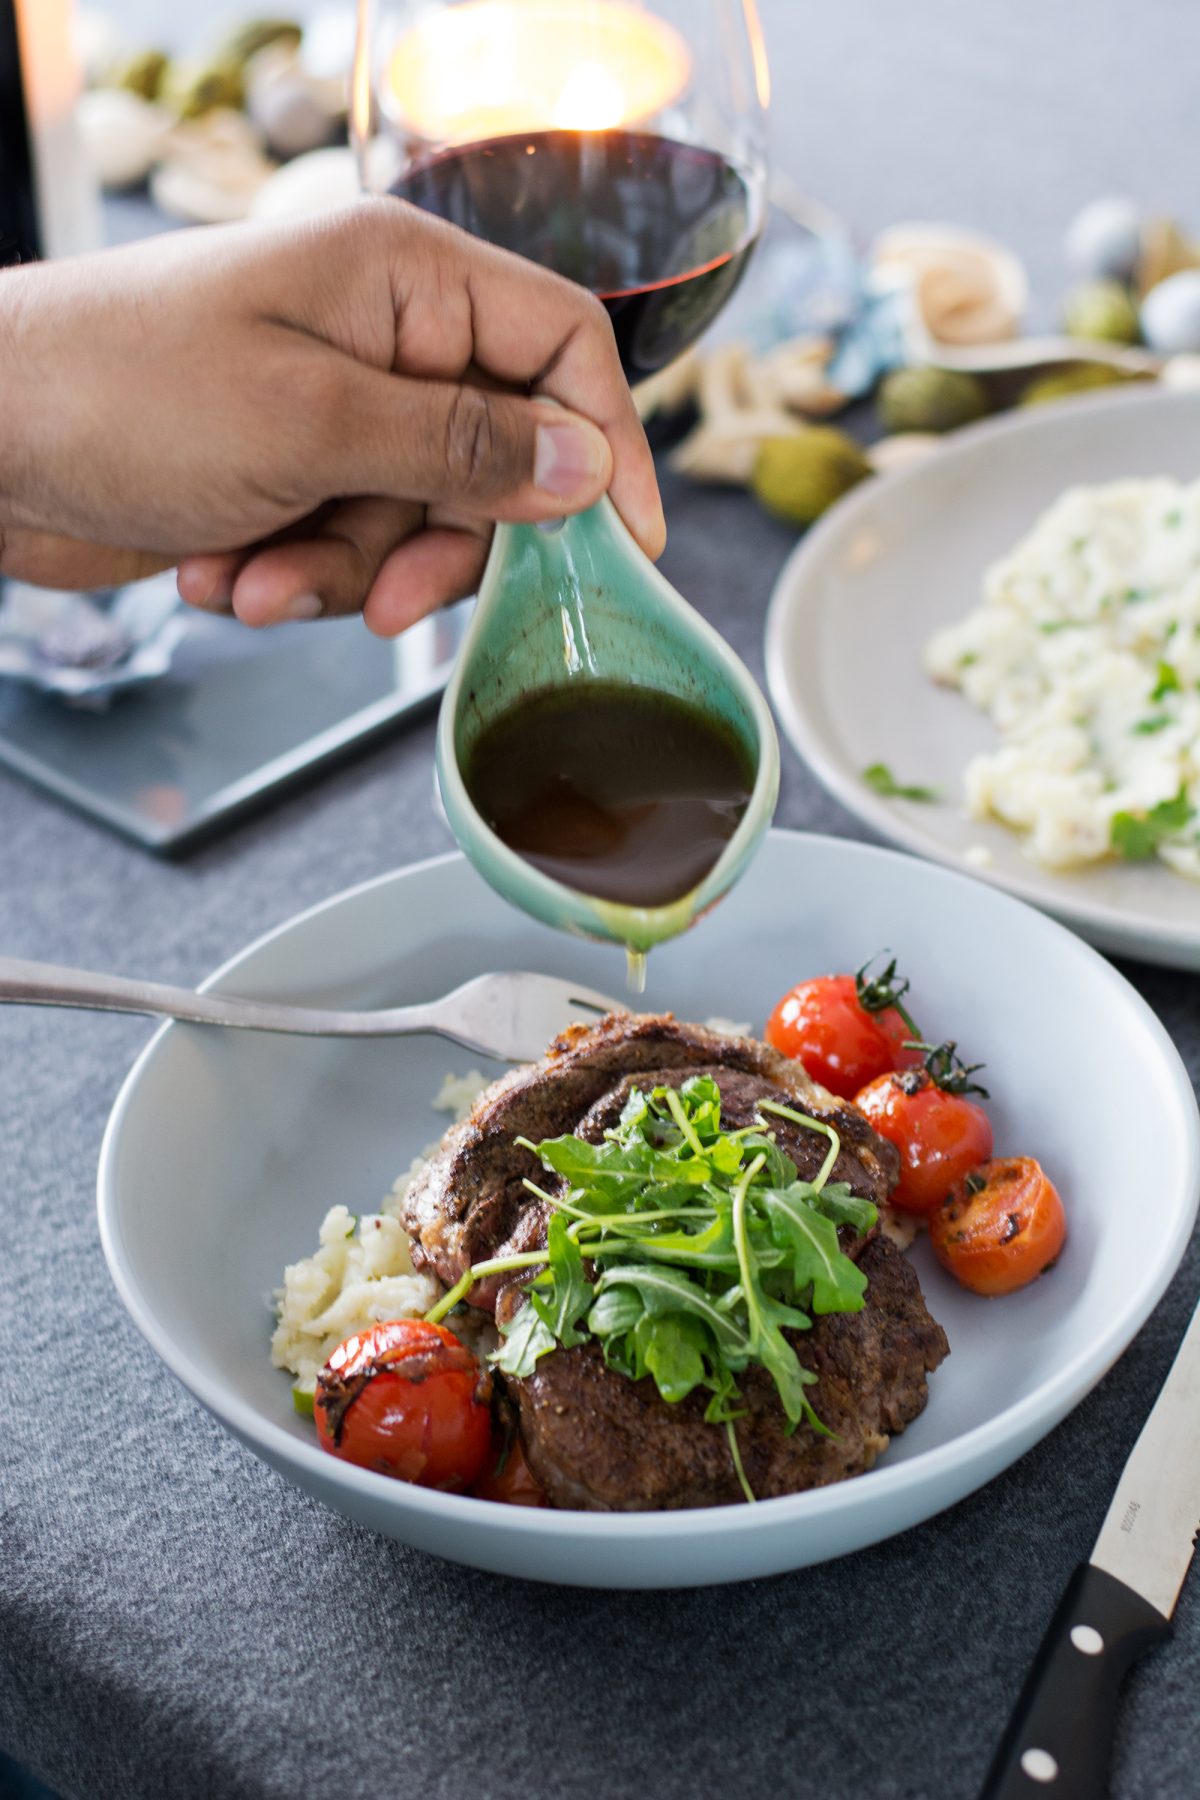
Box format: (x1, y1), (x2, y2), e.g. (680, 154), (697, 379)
(271, 1071), (493, 1397)
(926, 476), (1200, 877)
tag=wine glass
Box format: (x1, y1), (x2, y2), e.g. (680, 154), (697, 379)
(351, 0), (770, 384)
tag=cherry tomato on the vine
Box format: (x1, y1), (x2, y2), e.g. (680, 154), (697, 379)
(856, 1063), (993, 1213)
(765, 972), (922, 1100)
(930, 1157), (1067, 1295)
(314, 1318), (492, 1492)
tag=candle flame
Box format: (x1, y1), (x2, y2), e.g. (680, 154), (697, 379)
(743, 0), (771, 111)
(551, 61), (627, 132)
(385, 1), (691, 144)
(350, 0), (374, 179)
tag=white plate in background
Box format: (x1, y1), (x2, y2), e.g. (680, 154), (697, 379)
(766, 387), (1200, 969)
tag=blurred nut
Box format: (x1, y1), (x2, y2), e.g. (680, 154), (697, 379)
(1160, 354), (1200, 391)
(153, 110), (274, 222)
(1141, 271), (1200, 355)
(873, 225), (1027, 346)
(162, 58), (246, 120)
(1018, 364), (1136, 407)
(633, 350), (701, 424)
(1065, 198), (1141, 281)
(108, 49), (169, 101)
(742, 337), (844, 417)
(218, 19), (304, 67)
(1061, 280), (1141, 344)
(75, 88), (172, 189)
(877, 366), (989, 434)
(1138, 218), (1200, 297)
(751, 429), (872, 526)
(249, 145), (360, 221)
(868, 433), (942, 475)
(670, 409), (796, 485)
(246, 43), (341, 158)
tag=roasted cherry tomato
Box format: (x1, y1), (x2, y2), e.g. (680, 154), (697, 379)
(472, 1436), (549, 1507)
(765, 963), (922, 1100)
(930, 1158), (1067, 1295)
(314, 1319), (492, 1492)
(855, 1056), (993, 1214)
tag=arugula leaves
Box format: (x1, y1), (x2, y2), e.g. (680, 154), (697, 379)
(464, 1074), (879, 1498)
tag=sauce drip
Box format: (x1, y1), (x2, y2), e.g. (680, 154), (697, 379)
(464, 684), (755, 913)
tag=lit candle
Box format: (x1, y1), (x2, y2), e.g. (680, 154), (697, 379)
(7, 0), (99, 258)
(384, 0), (691, 144)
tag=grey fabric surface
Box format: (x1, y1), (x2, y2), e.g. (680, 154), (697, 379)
(4, 3), (1200, 1796)
(2, 466), (1198, 1800)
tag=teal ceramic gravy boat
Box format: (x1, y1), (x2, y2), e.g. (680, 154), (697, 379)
(436, 495), (780, 963)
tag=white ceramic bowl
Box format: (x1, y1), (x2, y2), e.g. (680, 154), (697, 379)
(98, 833), (1199, 1587)
(766, 386), (1200, 970)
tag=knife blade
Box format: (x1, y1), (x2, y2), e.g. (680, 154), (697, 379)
(978, 1295), (1200, 1800)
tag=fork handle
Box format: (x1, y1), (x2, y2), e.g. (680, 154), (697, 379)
(0, 955), (429, 1038)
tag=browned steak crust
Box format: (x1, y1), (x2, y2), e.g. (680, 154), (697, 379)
(508, 1235), (949, 1510)
(403, 1011), (946, 1511)
(402, 1012), (900, 1310)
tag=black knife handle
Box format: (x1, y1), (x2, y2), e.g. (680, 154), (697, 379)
(978, 1563), (1171, 1800)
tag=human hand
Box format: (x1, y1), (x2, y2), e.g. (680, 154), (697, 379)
(0, 204), (664, 634)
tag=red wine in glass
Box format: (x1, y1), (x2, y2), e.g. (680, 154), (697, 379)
(391, 129), (762, 382)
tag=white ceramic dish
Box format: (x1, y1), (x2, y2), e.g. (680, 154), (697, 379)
(765, 387), (1200, 970)
(98, 833), (1199, 1588)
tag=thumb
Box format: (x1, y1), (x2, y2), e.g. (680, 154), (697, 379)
(333, 369), (615, 524)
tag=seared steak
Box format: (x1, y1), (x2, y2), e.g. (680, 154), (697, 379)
(401, 1011), (948, 1510)
(403, 1012), (899, 1308)
(505, 1234), (948, 1509)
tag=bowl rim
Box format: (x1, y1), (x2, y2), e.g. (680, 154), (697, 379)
(764, 384), (1200, 962)
(97, 831), (1200, 1544)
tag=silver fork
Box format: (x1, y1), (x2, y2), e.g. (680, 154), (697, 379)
(0, 959), (619, 1064)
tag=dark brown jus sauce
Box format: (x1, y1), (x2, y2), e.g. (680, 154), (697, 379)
(464, 684), (755, 911)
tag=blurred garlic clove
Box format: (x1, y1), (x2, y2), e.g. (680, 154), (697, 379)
(743, 337), (845, 417)
(217, 18), (304, 67)
(669, 409), (797, 485)
(1138, 218), (1200, 297)
(696, 342), (751, 422)
(633, 351), (701, 423)
(75, 88), (172, 189)
(1065, 197), (1141, 281)
(160, 57), (246, 120)
(1160, 353), (1200, 391)
(245, 43), (344, 160)
(105, 48), (170, 102)
(152, 110), (275, 223)
(74, 8), (123, 86)
(1141, 271), (1200, 356)
(873, 224), (1027, 346)
(299, 7), (357, 85)
(868, 432), (942, 475)
(248, 145), (360, 220)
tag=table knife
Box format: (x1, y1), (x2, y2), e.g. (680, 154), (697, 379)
(979, 1295), (1200, 1799)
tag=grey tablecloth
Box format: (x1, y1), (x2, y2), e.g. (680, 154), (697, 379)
(3, 4), (1200, 1797)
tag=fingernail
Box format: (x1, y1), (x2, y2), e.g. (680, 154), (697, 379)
(284, 594), (324, 621)
(534, 422), (606, 500)
(179, 571), (232, 611)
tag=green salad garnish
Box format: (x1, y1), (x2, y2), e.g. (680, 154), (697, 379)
(862, 762), (941, 802)
(1111, 787), (1195, 860)
(426, 1075), (876, 1501)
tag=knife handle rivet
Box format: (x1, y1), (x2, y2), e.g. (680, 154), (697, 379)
(1070, 1624), (1105, 1655)
(1020, 1748), (1059, 1784)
